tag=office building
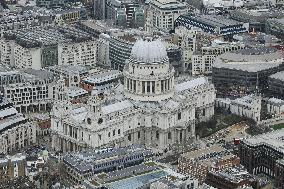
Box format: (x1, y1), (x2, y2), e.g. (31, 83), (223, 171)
(178, 145), (240, 183)
(275, 159), (284, 189)
(216, 95), (262, 122)
(0, 69), (23, 87)
(230, 9), (284, 32)
(212, 47), (284, 96)
(132, 7), (145, 28)
(2, 69), (56, 113)
(173, 26), (199, 73)
(2, 26), (96, 69)
(0, 97), (36, 154)
(0, 14), (53, 37)
(266, 18), (284, 40)
(105, 0), (141, 28)
(175, 14), (249, 36)
(109, 33), (137, 70)
(267, 98), (284, 115)
(192, 41), (245, 76)
(268, 71), (284, 98)
(83, 163), (198, 189)
(205, 166), (258, 189)
(146, 0), (190, 32)
(36, 0), (66, 8)
(54, 8), (87, 24)
(62, 145), (152, 184)
(81, 70), (122, 94)
(239, 129), (284, 178)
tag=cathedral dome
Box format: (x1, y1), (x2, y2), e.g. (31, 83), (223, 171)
(124, 39), (175, 102)
(131, 39), (167, 63)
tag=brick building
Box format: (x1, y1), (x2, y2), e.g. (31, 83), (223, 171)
(205, 166), (258, 189)
(178, 145), (240, 183)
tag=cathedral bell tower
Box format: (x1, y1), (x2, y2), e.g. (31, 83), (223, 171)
(85, 94), (105, 126)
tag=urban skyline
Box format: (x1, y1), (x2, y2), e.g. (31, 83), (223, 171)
(0, 0), (283, 188)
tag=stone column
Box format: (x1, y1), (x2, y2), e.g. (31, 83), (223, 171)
(159, 131), (167, 148)
(145, 130), (151, 147)
(150, 81), (153, 94)
(132, 79), (134, 92)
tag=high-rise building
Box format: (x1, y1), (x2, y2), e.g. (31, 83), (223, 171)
(146, 0), (189, 33)
(109, 33), (137, 70)
(96, 0), (142, 28)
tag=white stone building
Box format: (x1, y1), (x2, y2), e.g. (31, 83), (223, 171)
(0, 98), (36, 154)
(0, 39), (15, 67)
(58, 40), (97, 67)
(1, 69), (67, 113)
(173, 26), (199, 73)
(216, 94), (262, 122)
(146, 0), (190, 33)
(51, 40), (216, 152)
(267, 98), (284, 115)
(192, 41), (245, 76)
(1, 27), (97, 69)
(96, 33), (110, 67)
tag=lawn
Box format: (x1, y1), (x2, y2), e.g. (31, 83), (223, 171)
(272, 123), (284, 130)
(144, 161), (157, 167)
(195, 113), (249, 138)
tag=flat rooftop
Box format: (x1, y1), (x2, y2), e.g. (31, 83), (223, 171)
(268, 18), (284, 25)
(218, 47), (283, 62)
(105, 169), (168, 189)
(82, 70), (122, 84)
(210, 166), (255, 184)
(181, 145), (224, 160)
(22, 69), (54, 81)
(4, 26), (92, 48)
(180, 14), (243, 27)
(232, 95), (258, 108)
(67, 87), (88, 98)
(150, 0), (188, 10)
(180, 145), (236, 167)
(233, 9), (284, 18)
(269, 71), (284, 81)
(268, 98), (284, 105)
(214, 62), (282, 72)
(48, 65), (90, 75)
(175, 77), (208, 92)
(243, 129), (284, 153)
(63, 145), (152, 173)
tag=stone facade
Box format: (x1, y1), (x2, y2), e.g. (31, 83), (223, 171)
(50, 40), (216, 152)
(0, 98), (36, 154)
